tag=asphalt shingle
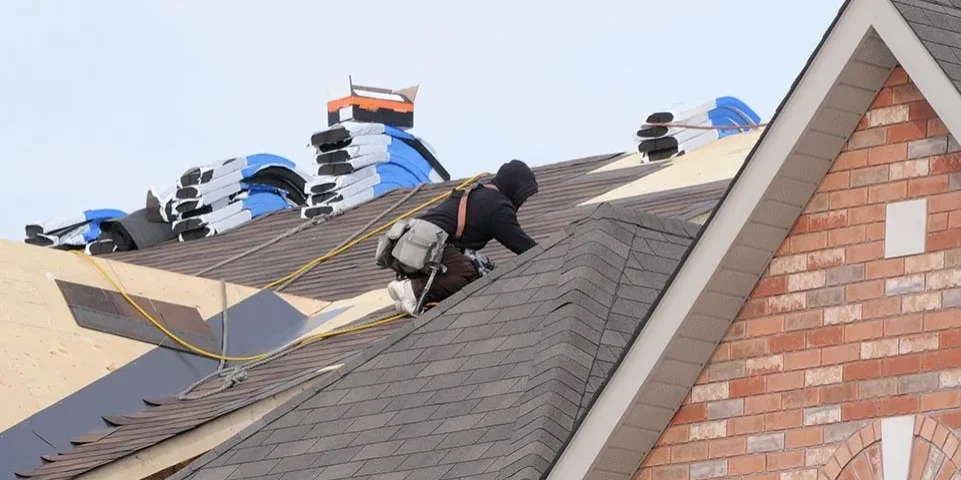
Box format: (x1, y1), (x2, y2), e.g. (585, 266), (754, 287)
(173, 204), (698, 480)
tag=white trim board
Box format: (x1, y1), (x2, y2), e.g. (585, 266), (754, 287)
(547, 0), (961, 478)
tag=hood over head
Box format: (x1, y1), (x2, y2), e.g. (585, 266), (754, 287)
(491, 159), (538, 210)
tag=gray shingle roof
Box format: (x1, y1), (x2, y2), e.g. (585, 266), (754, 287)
(170, 204), (699, 480)
(893, 0), (961, 91)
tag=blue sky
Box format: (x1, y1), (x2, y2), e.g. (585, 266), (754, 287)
(0, 0), (842, 241)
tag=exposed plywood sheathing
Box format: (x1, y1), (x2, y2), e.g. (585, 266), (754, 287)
(0, 240), (326, 431)
(582, 129), (763, 204)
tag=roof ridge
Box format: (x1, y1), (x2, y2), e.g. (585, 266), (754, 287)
(493, 218), (635, 480)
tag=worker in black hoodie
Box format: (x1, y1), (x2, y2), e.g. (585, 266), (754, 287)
(387, 159), (538, 314)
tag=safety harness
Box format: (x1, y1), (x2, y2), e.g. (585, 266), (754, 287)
(374, 183), (498, 314)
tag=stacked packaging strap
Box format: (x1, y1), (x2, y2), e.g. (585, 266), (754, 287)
(302, 122), (450, 219)
(24, 209), (127, 254)
(634, 96), (761, 161)
(25, 154), (310, 254)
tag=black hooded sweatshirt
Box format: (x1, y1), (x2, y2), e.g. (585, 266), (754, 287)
(418, 159), (538, 255)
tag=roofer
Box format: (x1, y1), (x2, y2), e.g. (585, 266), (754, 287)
(375, 159), (539, 315)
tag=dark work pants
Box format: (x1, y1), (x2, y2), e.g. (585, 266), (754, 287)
(410, 244), (480, 304)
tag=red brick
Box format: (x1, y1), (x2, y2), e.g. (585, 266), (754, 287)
(884, 314), (923, 336)
(823, 344), (860, 365)
(862, 298), (902, 319)
(924, 310), (961, 331)
(819, 171), (850, 192)
(909, 175), (950, 197)
(832, 150), (869, 172)
(868, 181), (907, 203)
(930, 213), (949, 232)
(790, 232), (828, 253)
(842, 400), (880, 421)
(807, 326), (844, 347)
(930, 118), (950, 136)
(923, 349), (961, 371)
(782, 388), (820, 409)
(729, 455), (767, 475)
(786, 428), (823, 448)
(870, 87), (894, 109)
(893, 83), (925, 103)
(709, 437), (746, 458)
(950, 211), (961, 230)
(731, 377), (767, 398)
(845, 320), (883, 341)
(767, 371), (805, 392)
(928, 230), (961, 252)
(740, 299), (770, 320)
(659, 425), (689, 445)
(785, 310), (823, 332)
(864, 258), (904, 279)
(745, 393), (782, 414)
(879, 395), (919, 415)
(747, 316), (784, 337)
(931, 153), (961, 174)
(671, 442), (709, 463)
(808, 248), (846, 270)
(846, 280), (884, 302)
(844, 360), (882, 381)
(822, 383), (859, 404)
(909, 99), (937, 120)
(730, 338), (770, 359)
(942, 330), (961, 348)
(645, 448), (671, 467)
(673, 404), (707, 424)
(805, 193), (830, 214)
(847, 242), (885, 264)
(769, 332), (806, 353)
(930, 192), (961, 213)
(729, 415), (765, 436)
(767, 450), (804, 470)
(753, 276), (787, 298)
(793, 210), (849, 233)
(868, 143), (907, 166)
(935, 410), (961, 429)
(885, 67), (908, 86)
(866, 222), (885, 241)
(883, 354), (923, 376)
(830, 188), (868, 209)
(764, 409), (803, 430)
(848, 128), (887, 151)
(784, 349), (821, 371)
(849, 204), (885, 225)
(829, 225), (866, 247)
(921, 390), (961, 411)
(767, 293), (806, 314)
(888, 119), (927, 143)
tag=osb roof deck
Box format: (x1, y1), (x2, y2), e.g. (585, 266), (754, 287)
(107, 154), (727, 301)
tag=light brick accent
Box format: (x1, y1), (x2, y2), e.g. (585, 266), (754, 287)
(633, 67), (961, 480)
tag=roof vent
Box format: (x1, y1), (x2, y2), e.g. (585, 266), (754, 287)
(326, 75), (418, 130)
(635, 96), (762, 161)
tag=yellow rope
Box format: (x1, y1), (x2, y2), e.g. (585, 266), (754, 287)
(261, 172), (488, 289)
(69, 172), (490, 362)
(73, 251), (409, 362)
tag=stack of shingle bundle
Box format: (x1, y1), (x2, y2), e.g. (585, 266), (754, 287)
(301, 77), (450, 219)
(635, 96), (761, 161)
(97, 154), (310, 253)
(24, 209), (126, 253)
(302, 122), (449, 219)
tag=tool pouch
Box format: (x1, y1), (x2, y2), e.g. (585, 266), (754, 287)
(374, 220), (409, 273)
(391, 219), (448, 275)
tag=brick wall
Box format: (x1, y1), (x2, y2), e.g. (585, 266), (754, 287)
(633, 66), (961, 480)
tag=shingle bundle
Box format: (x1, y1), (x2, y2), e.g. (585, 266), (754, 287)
(301, 121), (450, 219)
(635, 96), (761, 161)
(24, 209), (126, 253)
(94, 154), (311, 253)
